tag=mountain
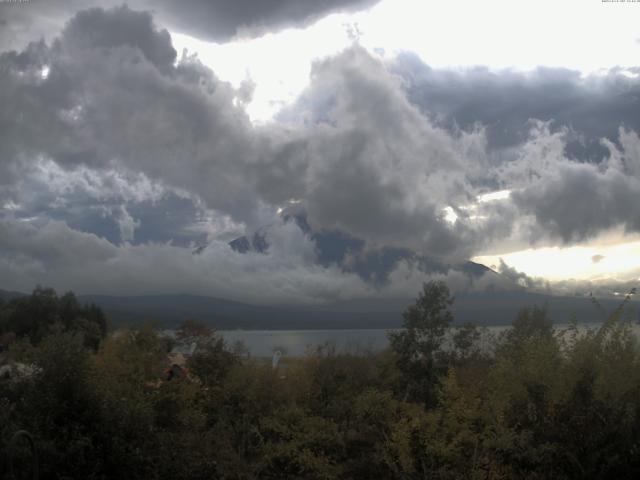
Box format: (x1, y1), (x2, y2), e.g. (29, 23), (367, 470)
(0, 289), (27, 302)
(450, 290), (633, 326)
(78, 290), (634, 330)
(228, 229), (269, 254)
(2, 286), (634, 329)
(226, 210), (502, 287)
(77, 293), (399, 329)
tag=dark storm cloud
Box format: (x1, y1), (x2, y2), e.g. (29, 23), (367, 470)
(154, 0), (379, 42)
(0, 0), (379, 52)
(60, 5), (177, 70)
(0, 6), (271, 226)
(393, 53), (640, 157)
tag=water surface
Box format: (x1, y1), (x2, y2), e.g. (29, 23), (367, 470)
(217, 323), (640, 357)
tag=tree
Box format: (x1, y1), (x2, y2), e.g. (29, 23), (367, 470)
(186, 335), (239, 387)
(452, 322), (482, 361)
(0, 287), (107, 349)
(498, 305), (554, 358)
(13, 330), (102, 478)
(3, 286), (60, 343)
(388, 281), (454, 406)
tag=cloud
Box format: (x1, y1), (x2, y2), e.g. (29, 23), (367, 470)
(0, 215), (479, 304)
(9, 214), (631, 304)
(277, 47), (504, 260)
(499, 124), (640, 244)
(393, 53), (640, 157)
(115, 205), (140, 243)
(5, 157), (223, 247)
(59, 6), (177, 70)
(154, 0), (379, 42)
(497, 258), (548, 291)
(0, 8), (506, 261)
(0, 217), (117, 269)
(0, 0), (379, 52)
(0, 6), (269, 227)
(493, 257), (640, 299)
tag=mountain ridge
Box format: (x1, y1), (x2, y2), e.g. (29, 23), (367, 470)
(3, 285), (635, 330)
(62, 290), (640, 329)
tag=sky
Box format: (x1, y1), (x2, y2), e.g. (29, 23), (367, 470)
(1, 0), (640, 303)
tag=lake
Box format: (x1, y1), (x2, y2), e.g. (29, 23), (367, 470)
(217, 323), (637, 357)
(218, 329), (395, 357)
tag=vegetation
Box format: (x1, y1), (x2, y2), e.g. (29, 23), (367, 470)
(1, 282), (640, 479)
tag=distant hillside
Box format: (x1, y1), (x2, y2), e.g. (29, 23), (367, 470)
(452, 290), (635, 326)
(224, 212), (504, 288)
(2, 286), (633, 329)
(78, 289), (636, 330)
(0, 289), (27, 301)
(78, 294), (400, 330)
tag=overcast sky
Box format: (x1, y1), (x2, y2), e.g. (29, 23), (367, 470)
(1, 0), (640, 303)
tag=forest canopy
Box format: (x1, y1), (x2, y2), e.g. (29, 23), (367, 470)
(1, 283), (639, 479)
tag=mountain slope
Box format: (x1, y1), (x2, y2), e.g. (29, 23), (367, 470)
(0, 289), (27, 301)
(78, 290), (634, 330)
(226, 211), (505, 289)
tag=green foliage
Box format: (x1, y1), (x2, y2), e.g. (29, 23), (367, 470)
(10, 330), (102, 478)
(388, 280), (454, 406)
(259, 406), (343, 479)
(504, 304), (554, 349)
(0, 286), (107, 349)
(186, 335), (239, 387)
(452, 322), (484, 361)
(391, 280), (454, 356)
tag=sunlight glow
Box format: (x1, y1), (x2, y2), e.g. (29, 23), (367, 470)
(478, 190), (511, 203)
(442, 206), (458, 224)
(171, 13), (354, 122)
(474, 237), (640, 281)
